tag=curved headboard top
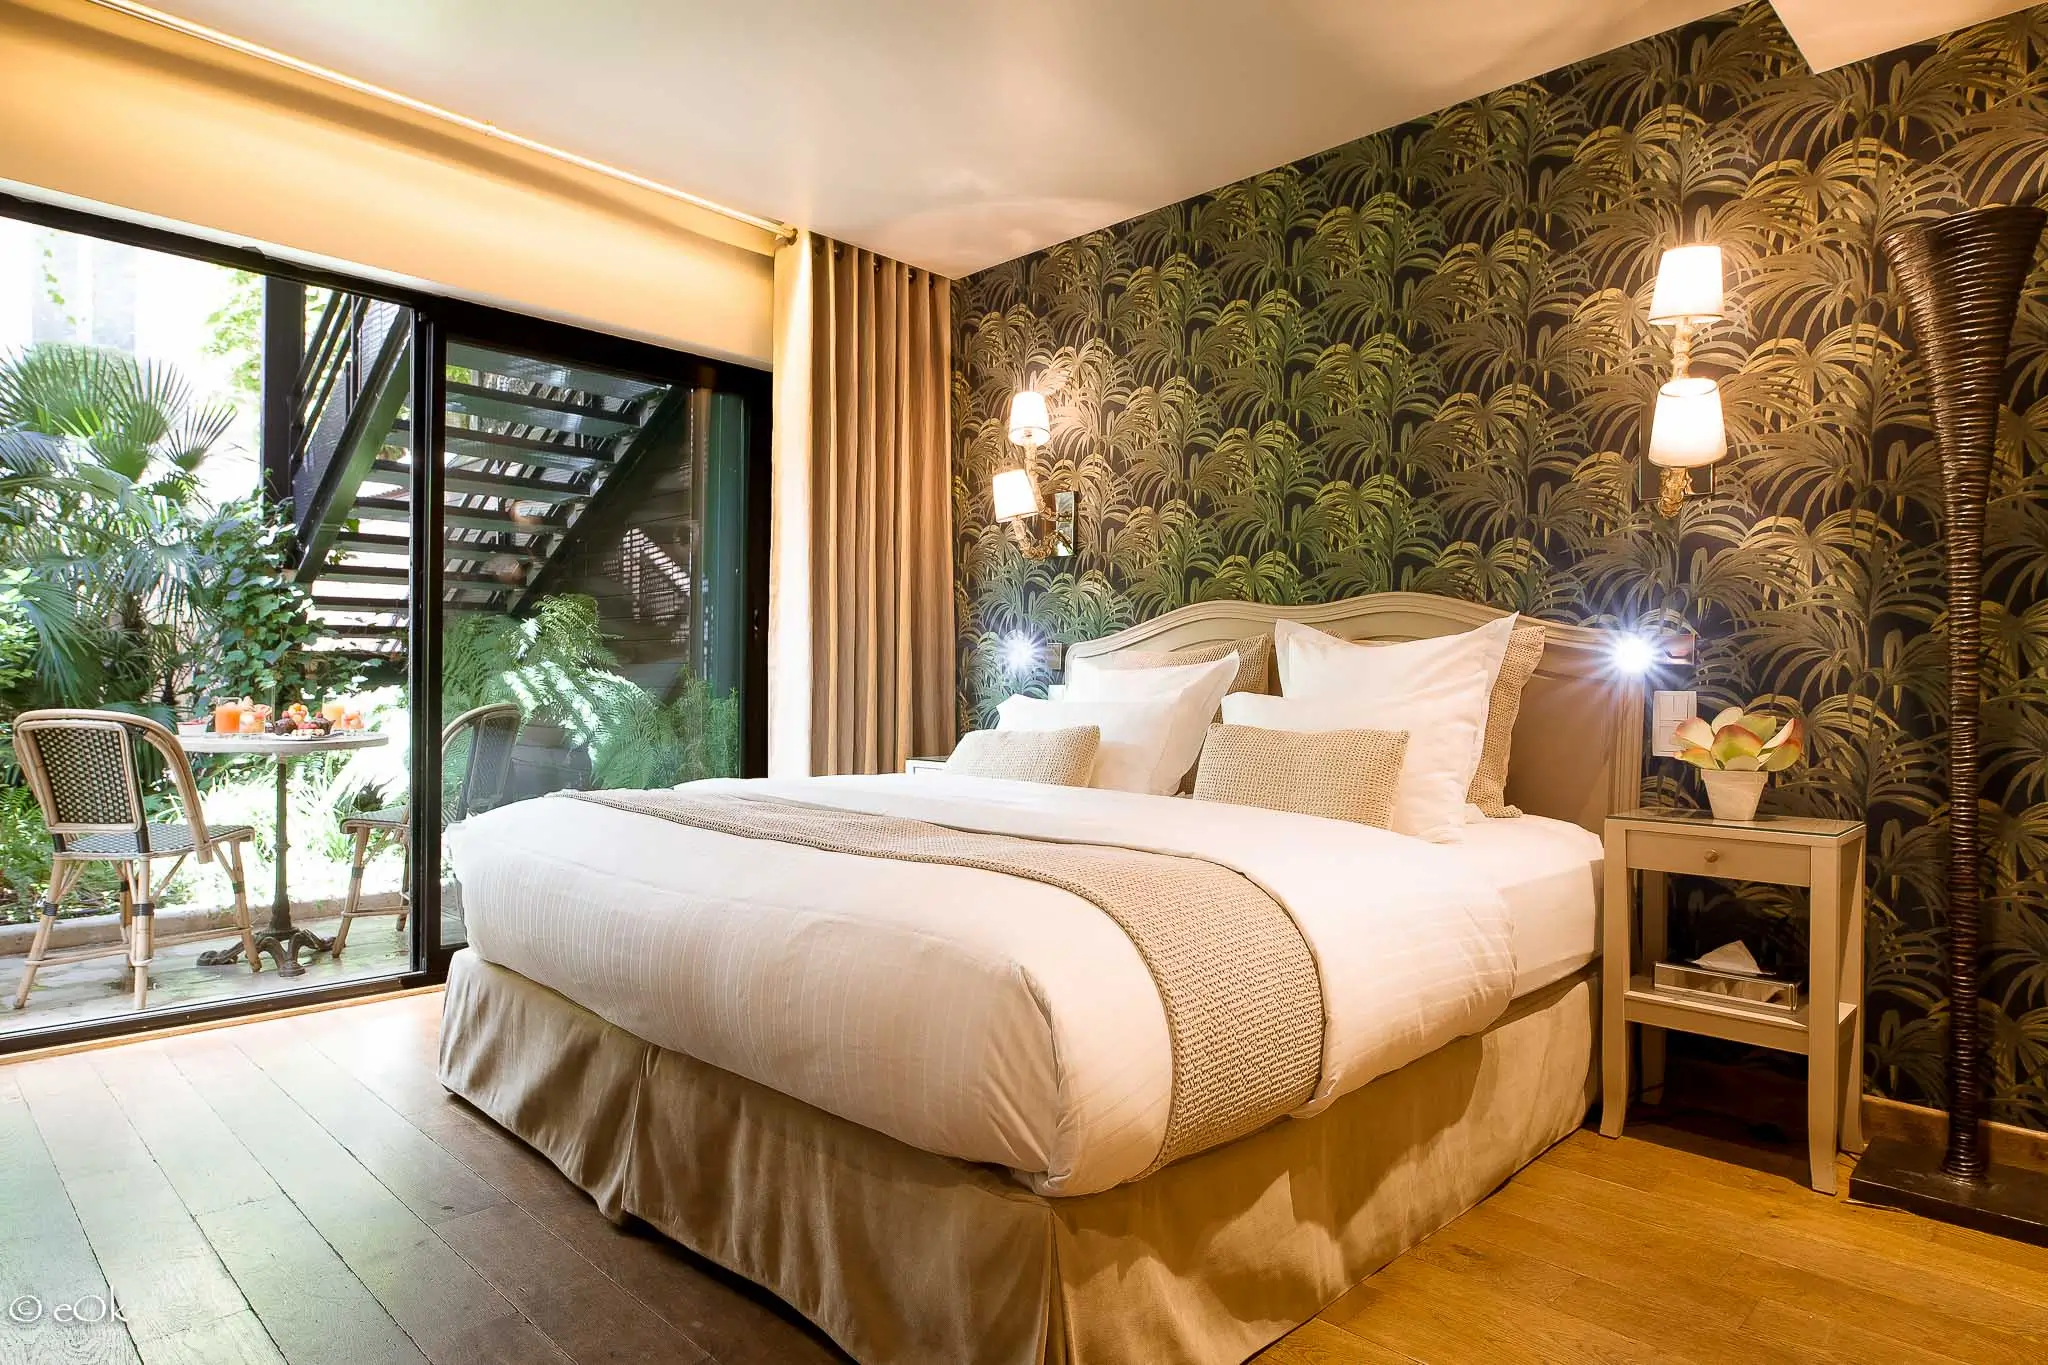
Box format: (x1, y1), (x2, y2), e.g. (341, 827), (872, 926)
(1065, 592), (1642, 834)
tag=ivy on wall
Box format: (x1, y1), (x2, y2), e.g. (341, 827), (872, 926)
(951, 2), (2048, 1126)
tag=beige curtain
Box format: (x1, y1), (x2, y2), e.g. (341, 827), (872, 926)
(771, 234), (955, 775)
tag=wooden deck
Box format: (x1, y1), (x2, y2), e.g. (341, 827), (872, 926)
(1, 992), (2043, 1364)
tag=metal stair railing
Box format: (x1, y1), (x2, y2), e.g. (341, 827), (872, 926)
(288, 294), (412, 568)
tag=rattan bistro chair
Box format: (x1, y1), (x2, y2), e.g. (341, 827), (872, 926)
(11, 709), (261, 1011)
(334, 702), (520, 956)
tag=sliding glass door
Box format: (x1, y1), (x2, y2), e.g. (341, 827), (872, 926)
(420, 319), (768, 966)
(0, 194), (769, 1048)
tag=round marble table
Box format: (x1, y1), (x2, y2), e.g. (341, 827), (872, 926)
(178, 730), (390, 976)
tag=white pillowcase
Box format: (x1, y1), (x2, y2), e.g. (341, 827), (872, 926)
(1274, 614), (1519, 779)
(995, 696), (1179, 794)
(1220, 666), (1492, 843)
(1062, 651), (1239, 793)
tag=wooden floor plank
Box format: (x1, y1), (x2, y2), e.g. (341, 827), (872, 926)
(198, 1195), (426, 1365)
(409, 1082), (847, 1365)
(13, 1056), (275, 1357)
(227, 1019), (502, 1228)
(1442, 1199), (1757, 1330)
(161, 1037), (568, 1365)
(11, 992), (2048, 1365)
(0, 1067), (140, 1365)
(311, 1003), (844, 1365)
(1511, 1160), (2041, 1363)
(135, 1310), (284, 1365)
(85, 1040), (427, 1365)
(1473, 1179), (1983, 1365)
(1327, 1253), (1700, 1365)
(88, 1041), (281, 1219)
(1253, 1317), (1417, 1363)
(1531, 1141), (2048, 1352)
(289, 1005), (451, 1121)
(435, 1203), (711, 1365)
(1550, 1130), (2048, 1313)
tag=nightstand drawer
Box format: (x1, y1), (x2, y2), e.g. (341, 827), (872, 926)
(1625, 829), (1811, 886)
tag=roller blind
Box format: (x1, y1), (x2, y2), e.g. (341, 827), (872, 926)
(0, 0), (775, 365)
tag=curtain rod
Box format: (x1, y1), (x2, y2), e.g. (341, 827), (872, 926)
(79, 0), (797, 244)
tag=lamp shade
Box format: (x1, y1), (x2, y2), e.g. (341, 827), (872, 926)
(1647, 377), (1727, 468)
(1649, 245), (1725, 324)
(991, 468), (1040, 522)
(1007, 390), (1051, 447)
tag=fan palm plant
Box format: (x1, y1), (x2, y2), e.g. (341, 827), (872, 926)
(0, 343), (237, 710)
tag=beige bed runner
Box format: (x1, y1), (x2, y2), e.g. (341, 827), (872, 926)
(562, 789), (1324, 1170)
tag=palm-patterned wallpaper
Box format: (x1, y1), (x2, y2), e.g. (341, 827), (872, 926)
(951, 1), (2048, 1127)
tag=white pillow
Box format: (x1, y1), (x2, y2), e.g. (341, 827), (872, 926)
(1220, 666), (1492, 843)
(995, 696), (1179, 794)
(1062, 651), (1239, 793)
(1274, 614), (1518, 778)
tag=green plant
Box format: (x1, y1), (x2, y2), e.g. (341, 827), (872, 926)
(1674, 709), (1805, 773)
(442, 593), (740, 789)
(0, 570), (36, 704)
(0, 343), (236, 708)
(186, 497), (330, 708)
(0, 342), (229, 502)
(0, 786), (49, 918)
(202, 269), (264, 401)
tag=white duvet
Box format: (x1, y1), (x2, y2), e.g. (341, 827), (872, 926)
(448, 773), (1518, 1195)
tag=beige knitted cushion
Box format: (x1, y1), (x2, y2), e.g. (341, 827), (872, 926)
(1467, 623), (1546, 817)
(945, 726), (1100, 786)
(1091, 634), (1273, 697)
(1191, 724), (1408, 828)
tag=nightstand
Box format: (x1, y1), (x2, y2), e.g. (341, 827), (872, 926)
(1600, 808), (1868, 1193)
(904, 756), (947, 775)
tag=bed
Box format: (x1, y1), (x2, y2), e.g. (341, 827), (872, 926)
(437, 591), (1643, 1364)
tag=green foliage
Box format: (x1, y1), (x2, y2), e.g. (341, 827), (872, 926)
(0, 783), (125, 923)
(443, 593), (740, 789)
(0, 786), (49, 917)
(186, 497), (329, 707)
(0, 342), (239, 707)
(0, 341), (231, 501)
(202, 269), (263, 401)
(952, 2), (2048, 1127)
(0, 570), (36, 704)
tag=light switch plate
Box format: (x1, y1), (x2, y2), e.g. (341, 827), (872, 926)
(1651, 690), (1698, 758)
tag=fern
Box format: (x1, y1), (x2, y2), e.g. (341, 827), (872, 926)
(442, 593), (739, 789)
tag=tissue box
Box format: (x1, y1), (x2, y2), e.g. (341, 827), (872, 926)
(1652, 961), (1800, 1014)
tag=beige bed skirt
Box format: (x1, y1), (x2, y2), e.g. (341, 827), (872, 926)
(438, 951), (1599, 1365)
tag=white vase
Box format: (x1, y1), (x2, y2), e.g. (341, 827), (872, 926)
(1701, 769), (1769, 822)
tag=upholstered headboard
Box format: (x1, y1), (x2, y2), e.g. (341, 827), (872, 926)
(1064, 592), (1643, 835)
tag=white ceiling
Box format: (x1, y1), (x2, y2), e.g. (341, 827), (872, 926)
(1770, 0), (2038, 74)
(140, 0), (2030, 279)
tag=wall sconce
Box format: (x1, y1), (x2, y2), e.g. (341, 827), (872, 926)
(1001, 632), (1038, 674)
(1610, 627), (1697, 676)
(1646, 245), (1727, 517)
(993, 390), (1074, 559)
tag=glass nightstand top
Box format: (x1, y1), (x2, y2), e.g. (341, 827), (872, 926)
(1611, 807), (1864, 839)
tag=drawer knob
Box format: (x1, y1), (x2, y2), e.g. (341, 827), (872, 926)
(1703, 848), (1720, 864)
